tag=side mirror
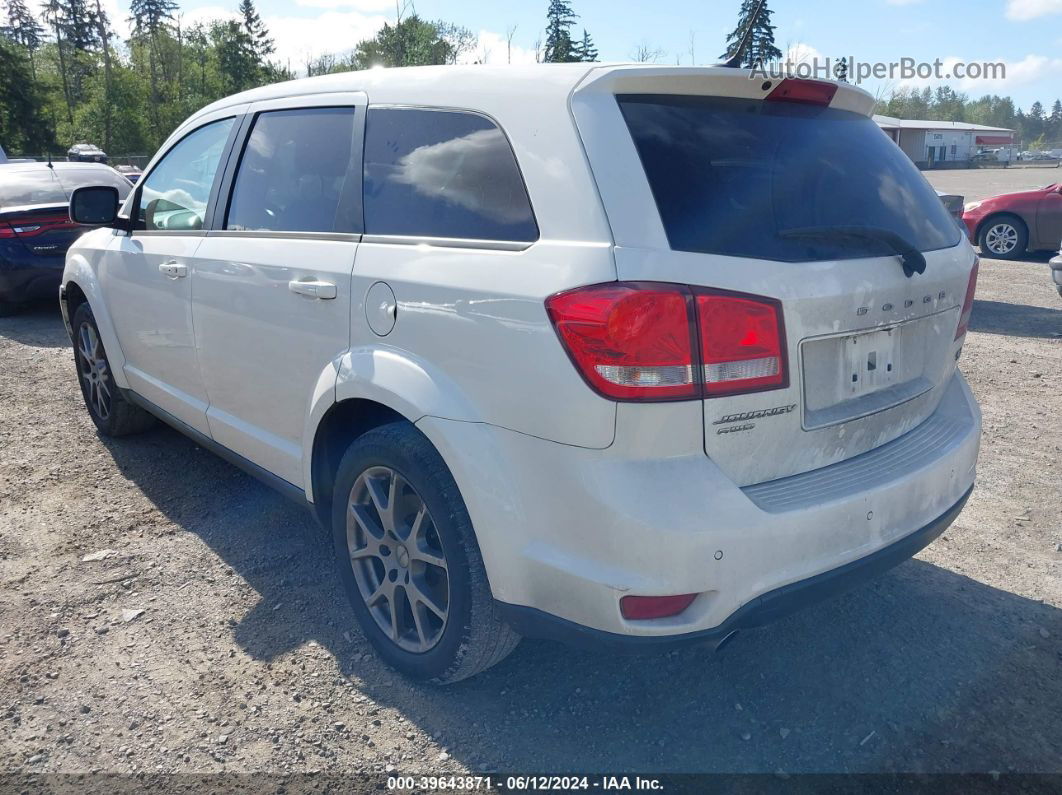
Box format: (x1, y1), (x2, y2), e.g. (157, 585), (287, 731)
(70, 185), (120, 226)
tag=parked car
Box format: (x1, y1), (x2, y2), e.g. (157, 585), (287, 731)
(67, 143), (108, 163)
(60, 65), (981, 683)
(114, 164), (143, 184)
(1051, 244), (1062, 297)
(963, 182), (1062, 258)
(0, 162), (131, 316)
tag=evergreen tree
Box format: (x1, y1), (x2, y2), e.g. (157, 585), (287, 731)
(210, 19), (257, 92)
(573, 28), (597, 62)
(543, 0), (578, 63)
(3, 0), (45, 76)
(721, 0), (782, 68)
(0, 36), (54, 151)
(129, 0), (177, 39)
(238, 0), (273, 62)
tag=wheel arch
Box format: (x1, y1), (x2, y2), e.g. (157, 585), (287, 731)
(61, 255), (130, 390)
(308, 397), (412, 529)
(976, 211), (1028, 247)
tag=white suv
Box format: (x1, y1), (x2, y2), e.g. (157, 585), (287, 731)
(60, 65), (981, 683)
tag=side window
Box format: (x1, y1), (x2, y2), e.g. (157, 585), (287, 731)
(226, 107), (358, 234)
(138, 118), (234, 231)
(363, 108), (538, 243)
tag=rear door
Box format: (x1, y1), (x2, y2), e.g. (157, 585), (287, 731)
(573, 68), (977, 486)
(190, 93), (364, 487)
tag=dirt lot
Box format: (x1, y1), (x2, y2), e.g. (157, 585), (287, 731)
(1, 169), (1060, 779)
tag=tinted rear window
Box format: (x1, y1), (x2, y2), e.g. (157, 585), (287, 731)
(363, 108), (538, 242)
(0, 168), (68, 206)
(617, 95), (961, 261)
(55, 168), (131, 199)
(0, 166), (130, 207)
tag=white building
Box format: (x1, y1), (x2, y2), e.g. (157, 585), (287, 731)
(874, 115), (1015, 168)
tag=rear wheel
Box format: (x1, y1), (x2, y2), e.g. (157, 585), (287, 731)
(978, 214), (1028, 259)
(0, 300), (21, 317)
(331, 422), (519, 683)
(71, 303), (156, 436)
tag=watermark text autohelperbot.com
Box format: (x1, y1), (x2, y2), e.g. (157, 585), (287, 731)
(751, 57), (1006, 84)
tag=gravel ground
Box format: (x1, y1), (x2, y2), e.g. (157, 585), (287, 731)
(1, 169), (1060, 779)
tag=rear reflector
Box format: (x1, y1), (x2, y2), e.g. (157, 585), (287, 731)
(620, 593), (698, 621)
(954, 258), (979, 340)
(766, 78), (838, 107)
(547, 282), (787, 402)
(696, 290), (787, 396)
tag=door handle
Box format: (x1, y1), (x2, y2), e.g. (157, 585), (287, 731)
(158, 261), (188, 279)
(288, 280), (337, 300)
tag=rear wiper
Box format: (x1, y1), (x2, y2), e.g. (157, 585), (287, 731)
(778, 225), (927, 278)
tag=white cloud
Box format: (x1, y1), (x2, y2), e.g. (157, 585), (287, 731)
(786, 42), (822, 65)
(263, 9), (388, 71)
(293, 0), (396, 10)
(896, 53), (1062, 96)
(1005, 0), (1062, 20)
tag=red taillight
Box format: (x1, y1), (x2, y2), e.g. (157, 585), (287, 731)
(545, 283), (697, 400)
(620, 593), (698, 621)
(954, 259), (979, 340)
(696, 289), (787, 396)
(766, 78), (838, 106)
(0, 213), (76, 239)
(546, 282), (787, 402)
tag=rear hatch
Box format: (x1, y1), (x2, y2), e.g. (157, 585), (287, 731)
(0, 167), (79, 260)
(571, 67), (977, 486)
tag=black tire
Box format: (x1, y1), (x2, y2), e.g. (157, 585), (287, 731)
(0, 299), (21, 317)
(71, 302), (156, 437)
(978, 214), (1028, 260)
(331, 422), (520, 684)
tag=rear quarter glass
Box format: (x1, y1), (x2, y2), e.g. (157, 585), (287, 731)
(616, 94), (961, 261)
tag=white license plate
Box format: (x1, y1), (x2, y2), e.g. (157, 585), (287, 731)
(842, 327), (898, 397)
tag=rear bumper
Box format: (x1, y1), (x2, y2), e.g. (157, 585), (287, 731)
(498, 485), (971, 650)
(0, 256), (65, 303)
(420, 372), (980, 639)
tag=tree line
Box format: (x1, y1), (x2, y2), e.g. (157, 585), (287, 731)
(881, 87), (1062, 149)
(0, 0), (603, 157)
(1, 0), (1058, 160)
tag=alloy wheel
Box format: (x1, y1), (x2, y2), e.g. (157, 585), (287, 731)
(345, 466), (450, 653)
(77, 321), (111, 421)
(984, 223), (1018, 255)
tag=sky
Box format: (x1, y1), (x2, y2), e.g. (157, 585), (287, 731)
(95, 0), (1062, 110)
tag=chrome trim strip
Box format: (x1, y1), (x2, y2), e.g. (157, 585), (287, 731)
(360, 234), (531, 252)
(204, 230), (361, 242)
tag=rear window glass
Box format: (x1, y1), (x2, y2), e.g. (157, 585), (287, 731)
(617, 95), (961, 262)
(0, 168), (68, 206)
(55, 168), (132, 199)
(363, 108), (538, 242)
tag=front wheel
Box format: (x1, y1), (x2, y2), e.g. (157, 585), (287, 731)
(71, 302), (156, 436)
(978, 215), (1028, 259)
(331, 422), (520, 683)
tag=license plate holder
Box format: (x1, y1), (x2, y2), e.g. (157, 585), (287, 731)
(842, 327), (898, 398)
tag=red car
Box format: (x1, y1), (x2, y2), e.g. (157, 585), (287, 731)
(962, 181), (1062, 259)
